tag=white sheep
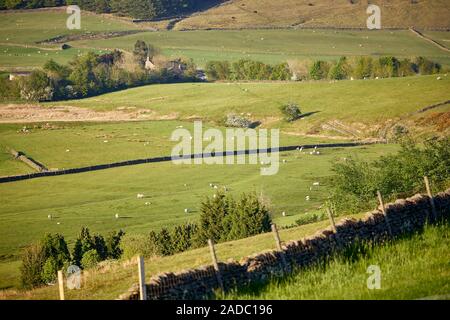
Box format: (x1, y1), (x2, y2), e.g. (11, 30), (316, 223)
(306, 196), (310, 201)
(137, 194), (145, 199)
(115, 213), (119, 219)
(184, 208), (189, 213)
(282, 211), (286, 217)
(313, 182), (320, 186)
(47, 214), (52, 220)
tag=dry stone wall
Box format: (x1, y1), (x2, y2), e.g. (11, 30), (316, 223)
(119, 189), (450, 300)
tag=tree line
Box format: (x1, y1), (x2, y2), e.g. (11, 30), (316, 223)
(206, 55), (443, 82)
(0, 41), (198, 102)
(0, 0), (215, 20)
(121, 192), (272, 259)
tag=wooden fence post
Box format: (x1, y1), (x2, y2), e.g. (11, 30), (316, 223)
(424, 176), (437, 221)
(57, 270), (65, 301)
(326, 207), (337, 233)
(271, 224), (287, 270)
(208, 239), (224, 292)
(138, 256), (147, 300)
(377, 191), (393, 236)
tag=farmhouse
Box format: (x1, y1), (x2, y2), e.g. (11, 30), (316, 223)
(9, 71), (31, 81)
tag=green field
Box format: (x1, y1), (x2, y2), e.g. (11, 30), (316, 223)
(0, 142), (399, 290)
(224, 222), (450, 300)
(72, 29), (450, 67)
(45, 75), (450, 137)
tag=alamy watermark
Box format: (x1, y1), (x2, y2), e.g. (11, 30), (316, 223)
(367, 5), (381, 30)
(66, 265), (81, 290)
(66, 5), (81, 30)
(367, 265), (381, 289)
(171, 121), (280, 176)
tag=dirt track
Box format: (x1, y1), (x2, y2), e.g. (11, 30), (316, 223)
(0, 104), (177, 123)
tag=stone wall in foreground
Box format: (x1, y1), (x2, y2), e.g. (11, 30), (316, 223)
(119, 189), (450, 300)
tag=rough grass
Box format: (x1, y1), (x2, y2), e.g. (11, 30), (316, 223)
(223, 222), (450, 300)
(171, 0), (450, 30)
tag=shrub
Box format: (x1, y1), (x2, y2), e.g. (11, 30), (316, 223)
(295, 212), (326, 226)
(20, 243), (46, 289)
(18, 70), (54, 101)
(171, 223), (198, 254)
(223, 193), (272, 241)
(309, 60), (330, 80)
(328, 57), (350, 80)
(153, 228), (173, 256)
(225, 114), (253, 128)
(106, 230), (125, 259)
(414, 56), (441, 75)
(330, 137), (450, 214)
(195, 192), (231, 245)
(205, 61), (231, 80)
(373, 56), (400, 78)
(41, 257), (58, 284)
(81, 249), (101, 269)
(351, 56), (373, 79)
(279, 103), (302, 122)
(120, 233), (156, 260)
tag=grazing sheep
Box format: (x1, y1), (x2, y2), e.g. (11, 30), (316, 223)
(282, 159), (287, 163)
(213, 185), (218, 189)
(313, 182), (320, 186)
(145, 202), (151, 205)
(209, 183), (213, 187)
(184, 208), (189, 213)
(57, 222), (61, 225)
(115, 214), (119, 219)
(306, 196), (310, 201)
(282, 211), (286, 217)
(137, 194), (145, 199)
(47, 214), (52, 220)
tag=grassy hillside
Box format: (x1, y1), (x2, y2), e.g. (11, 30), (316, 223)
(44, 75), (450, 138)
(172, 0), (450, 30)
(1, 9), (449, 70)
(0, 212), (366, 299)
(0, 8), (138, 70)
(71, 29), (450, 67)
(0, 121), (335, 175)
(224, 222), (450, 300)
(0, 143), (398, 290)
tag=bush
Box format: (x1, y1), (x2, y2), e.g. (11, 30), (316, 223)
(351, 56), (373, 79)
(20, 243), (46, 289)
(309, 60), (330, 80)
(279, 103), (302, 122)
(205, 61), (231, 80)
(330, 138), (450, 214)
(81, 249), (101, 269)
(295, 212), (326, 226)
(225, 114), (253, 128)
(328, 57), (350, 80)
(18, 70), (54, 101)
(41, 257), (58, 284)
(120, 233), (156, 260)
(223, 193), (272, 241)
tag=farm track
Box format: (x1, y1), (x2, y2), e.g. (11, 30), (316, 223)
(0, 141), (381, 183)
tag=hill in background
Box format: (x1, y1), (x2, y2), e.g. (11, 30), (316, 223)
(168, 0), (450, 30)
